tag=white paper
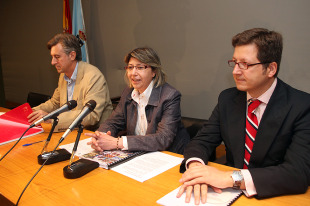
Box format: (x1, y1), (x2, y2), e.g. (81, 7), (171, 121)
(60, 137), (94, 156)
(60, 138), (184, 182)
(111, 151), (183, 182)
(157, 186), (242, 206)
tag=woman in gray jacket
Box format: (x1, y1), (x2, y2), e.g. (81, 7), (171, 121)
(85, 47), (189, 154)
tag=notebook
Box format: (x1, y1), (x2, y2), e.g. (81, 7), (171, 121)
(157, 186), (242, 206)
(81, 150), (145, 169)
(60, 138), (145, 169)
(0, 103), (44, 145)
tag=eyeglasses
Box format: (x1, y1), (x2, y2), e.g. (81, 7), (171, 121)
(124, 65), (149, 71)
(228, 60), (270, 70)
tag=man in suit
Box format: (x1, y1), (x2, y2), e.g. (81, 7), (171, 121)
(28, 33), (113, 132)
(177, 28), (310, 204)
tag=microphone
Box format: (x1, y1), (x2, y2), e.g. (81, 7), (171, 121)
(63, 124), (99, 179)
(30, 100), (77, 127)
(37, 100), (95, 165)
(61, 100), (98, 179)
(59, 100), (96, 143)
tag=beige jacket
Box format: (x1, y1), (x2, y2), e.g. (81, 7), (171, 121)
(34, 61), (113, 132)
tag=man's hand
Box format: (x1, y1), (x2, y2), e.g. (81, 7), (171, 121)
(177, 162), (208, 204)
(177, 164), (232, 205)
(177, 182), (210, 205)
(85, 131), (122, 152)
(180, 165), (232, 189)
(27, 110), (50, 124)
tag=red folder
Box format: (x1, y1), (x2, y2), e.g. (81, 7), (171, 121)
(0, 103), (44, 145)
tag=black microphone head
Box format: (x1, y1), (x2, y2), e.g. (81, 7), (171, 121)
(67, 100), (77, 110)
(86, 100), (96, 111)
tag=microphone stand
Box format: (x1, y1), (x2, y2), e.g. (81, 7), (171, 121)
(68, 124), (83, 165)
(37, 117), (71, 165)
(63, 124), (99, 179)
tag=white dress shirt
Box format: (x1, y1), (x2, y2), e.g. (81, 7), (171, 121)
(64, 62), (78, 101)
(122, 80), (154, 150)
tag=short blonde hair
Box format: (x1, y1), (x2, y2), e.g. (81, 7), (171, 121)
(124, 47), (166, 88)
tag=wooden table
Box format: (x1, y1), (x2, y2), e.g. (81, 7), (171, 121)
(0, 109), (309, 205)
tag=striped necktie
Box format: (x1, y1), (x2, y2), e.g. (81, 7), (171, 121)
(244, 100), (261, 169)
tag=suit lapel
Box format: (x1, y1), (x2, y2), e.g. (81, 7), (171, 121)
(251, 80), (291, 166)
(59, 73), (68, 104)
(147, 84), (161, 107)
(145, 85), (161, 134)
(125, 89), (138, 135)
(228, 92), (247, 168)
(72, 61), (83, 102)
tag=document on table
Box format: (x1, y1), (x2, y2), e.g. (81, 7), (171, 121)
(60, 138), (183, 182)
(111, 151), (183, 182)
(157, 186), (242, 206)
(60, 138), (93, 156)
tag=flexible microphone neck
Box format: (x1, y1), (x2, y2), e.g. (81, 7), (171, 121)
(59, 100), (96, 144)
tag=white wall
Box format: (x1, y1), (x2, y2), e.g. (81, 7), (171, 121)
(84, 0), (310, 119)
(1, 0), (310, 119)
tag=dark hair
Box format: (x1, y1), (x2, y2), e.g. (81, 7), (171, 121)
(124, 47), (166, 87)
(47, 33), (82, 61)
(232, 28), (283, 77)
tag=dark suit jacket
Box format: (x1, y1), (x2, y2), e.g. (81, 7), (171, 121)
(180, 79), (310, 198)
(98, 83), (190, 154)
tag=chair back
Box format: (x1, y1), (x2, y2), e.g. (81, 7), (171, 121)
(180, 117), (216, 161)
(27, 92), (51, 108)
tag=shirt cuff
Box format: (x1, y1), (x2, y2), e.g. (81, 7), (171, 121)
(241, 169), (257, 197)
(122, 136), (128, 150)
(185, 158), (205, 170)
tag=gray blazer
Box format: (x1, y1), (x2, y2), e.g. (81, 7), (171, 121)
(98, 83), (189, 153)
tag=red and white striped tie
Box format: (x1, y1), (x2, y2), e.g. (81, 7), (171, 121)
(244, 100), (261, 169)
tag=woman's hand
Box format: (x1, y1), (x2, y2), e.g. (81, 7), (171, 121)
(85, 131), (123, 151)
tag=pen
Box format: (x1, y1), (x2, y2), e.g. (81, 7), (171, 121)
(22, 140), (45, 147)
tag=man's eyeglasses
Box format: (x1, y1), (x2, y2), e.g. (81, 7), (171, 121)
(228, 60), (270, 70)
(124, 65), (149, 71)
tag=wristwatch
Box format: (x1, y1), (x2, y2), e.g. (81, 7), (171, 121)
(231, 170), (243, 190)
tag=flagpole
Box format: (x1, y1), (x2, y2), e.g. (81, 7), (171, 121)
(79, 0), (89, 63)
(73, 0), (89, 63)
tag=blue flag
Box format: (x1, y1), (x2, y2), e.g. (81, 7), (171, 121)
(72, 0), (89, 62)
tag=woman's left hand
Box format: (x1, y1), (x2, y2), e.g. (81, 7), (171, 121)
(85, 131), (118, 151)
